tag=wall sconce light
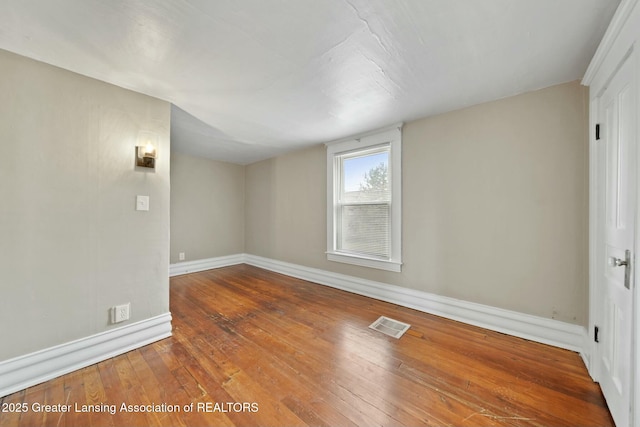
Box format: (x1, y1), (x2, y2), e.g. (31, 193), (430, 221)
(136, 132), (158, 169)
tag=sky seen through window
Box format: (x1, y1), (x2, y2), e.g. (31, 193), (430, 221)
(343, 152), (388, 192)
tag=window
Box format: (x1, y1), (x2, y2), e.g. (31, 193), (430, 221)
(326, 125), (402, 272)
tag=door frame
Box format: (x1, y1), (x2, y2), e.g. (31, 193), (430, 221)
(584, 1), (640, 426)
(589, 47), (637, 426)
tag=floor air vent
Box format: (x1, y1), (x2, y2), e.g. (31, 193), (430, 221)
(369, 316), (411, 339)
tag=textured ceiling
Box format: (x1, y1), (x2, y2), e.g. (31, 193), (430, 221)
(0, 0), (619, 164)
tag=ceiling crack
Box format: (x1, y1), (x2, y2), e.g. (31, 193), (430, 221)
(343, 0), (393, 58)
(360, 51), (402, 98)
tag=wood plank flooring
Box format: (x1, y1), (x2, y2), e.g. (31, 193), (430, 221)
(1, 264), (614, 426)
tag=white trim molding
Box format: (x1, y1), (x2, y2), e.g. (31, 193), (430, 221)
(326, 251), (402, 272)
(582, 0), (640, 425)
(244, 254), (587, 354)
(169, 253), (245, 277)
(171, 254), (587, 353)
(582, 0), (638, 85)
(0, 313), (172, 398)
(325, 125), (403, 272)
(324, 122), (404, 147)
(1, 252), (592, 399)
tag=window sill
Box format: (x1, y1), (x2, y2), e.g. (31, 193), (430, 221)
(326, 251), (402, 272)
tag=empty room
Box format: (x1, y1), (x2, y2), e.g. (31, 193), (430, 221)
(1, 1), (639, 426)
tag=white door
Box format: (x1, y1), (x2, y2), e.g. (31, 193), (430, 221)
(596, 54), (636, 427)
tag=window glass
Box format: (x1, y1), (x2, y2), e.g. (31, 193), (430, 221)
(337, 148), (390, 258)
(326, 125), (402, 272)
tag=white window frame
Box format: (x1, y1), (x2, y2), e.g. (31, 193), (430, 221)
(325, 124), (402, 272)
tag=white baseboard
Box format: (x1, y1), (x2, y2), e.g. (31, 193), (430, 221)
(0, 313), (172, 398)
(169, 254), (245, 277)
(2, 253), (589, 399)
(582, 330), (595, 380)
(244, 254), (588, 354)
(171, 253), (588, 355)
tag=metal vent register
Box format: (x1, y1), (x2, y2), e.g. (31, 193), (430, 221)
(368, 316), (411, 339)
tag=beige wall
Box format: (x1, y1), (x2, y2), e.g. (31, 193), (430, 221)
(245, 147), (327, 266)
(0, 47), (587, 366)
(245, 81), (589, 325)
(170, 152), (245, 263)
(0, 49), (171, 361)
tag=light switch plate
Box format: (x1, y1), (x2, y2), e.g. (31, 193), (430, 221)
(136, 195), (149, 211)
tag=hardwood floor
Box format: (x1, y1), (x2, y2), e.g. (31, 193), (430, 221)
(1, 264), (613, 426)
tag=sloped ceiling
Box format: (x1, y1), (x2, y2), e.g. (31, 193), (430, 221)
(0, 0), (619, 164)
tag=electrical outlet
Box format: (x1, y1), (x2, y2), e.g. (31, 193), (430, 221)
(112, 303), (130, 323)
(179, 252), (185, 261)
